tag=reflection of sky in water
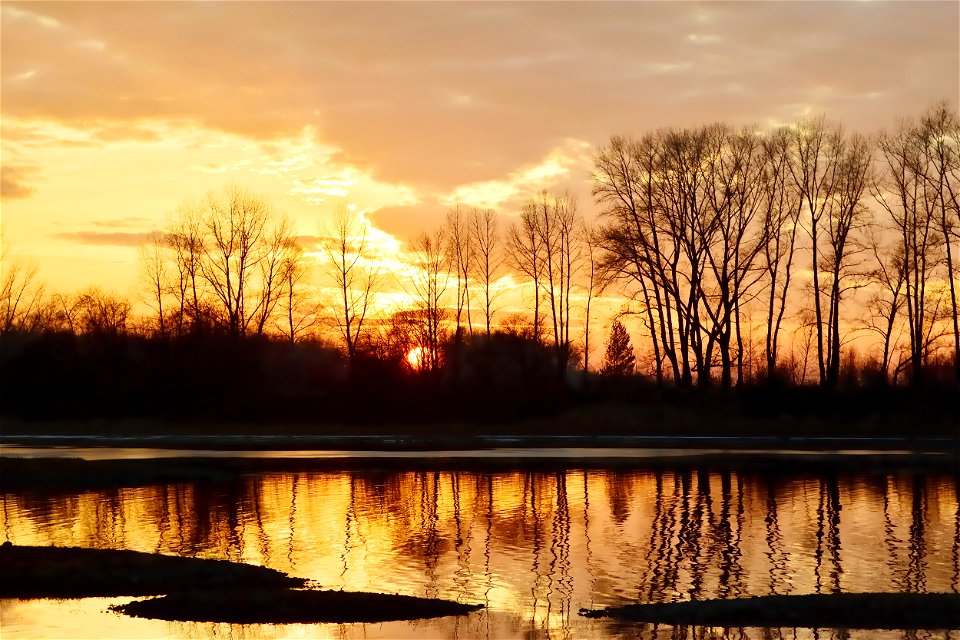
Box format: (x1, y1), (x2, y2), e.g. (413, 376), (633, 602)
(1, 466), (958, 639)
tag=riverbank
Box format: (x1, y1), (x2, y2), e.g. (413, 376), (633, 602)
(2, 448), (956, 494)
(114, 589), (483, 624)
(1, 544), (483, 624)
(580, 593), (960, 629)
(3, 398), (958, 450)
(0, 543), (303, 598)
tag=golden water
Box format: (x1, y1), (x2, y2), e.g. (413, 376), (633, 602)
(2, 465), (958, 639)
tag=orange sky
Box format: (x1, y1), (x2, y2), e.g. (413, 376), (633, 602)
(2, 1), (958, 298)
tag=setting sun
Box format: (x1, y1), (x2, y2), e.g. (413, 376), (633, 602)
(406, 346), (425, 371)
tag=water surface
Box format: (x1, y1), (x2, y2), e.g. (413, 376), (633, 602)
(1, 455), (958, 639)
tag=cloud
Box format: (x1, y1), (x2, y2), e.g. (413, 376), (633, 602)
(53, 230), (157, 246)
(0, 165), (40, 200)
(442, 139), (592, 209)
(2, 1), (954, 194)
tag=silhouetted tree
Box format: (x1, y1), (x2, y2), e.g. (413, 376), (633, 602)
(601, 319), (636, 376)
(410, 229), (449, 372)
(156, 186), (297, 337)
(1, 255), (46, 333)
(529, 191), (581, 379)
(322, 207), (382, 359)
(918, 103), (960, 382)
(139, 233), (168, 337)
(74, 288), (131, 336)
(445, 205), (475, 338)
(863, 227), (907, 384)
(581, 223), (600, 380)
(760, 128), (802, 381)
(471, 207), (502, 336)
(506, 203), (545, 344)
(276, 242), (319, 343)
(787, 119), (872, 387)
(875, 116), (946, 384)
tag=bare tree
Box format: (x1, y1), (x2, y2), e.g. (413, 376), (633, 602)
(74, 288), (132, 336)
(410, 229), (449, 372)
(787, 117), (841, 385)
(157, 187), (295, 337)
(524, 191), (581, 379)
(138, 233), (169, 337)
(863, 227), (906, 384)
(323, 207), (382, 359)
(471, 208), (502, 336)
(1, 255), (46, 333)
(788, 118), (872, 387)
(760, 127), (802, 381)
(445, 205), (475, 339)
(276, 242), (320, 343)
(165, 205), (206, 335)
(195, 187), (294, 337)
(918, 102), (960, 382)
(594, 133), (671, 386)
(701, 125), (768, 388)
(875, 116), (947, 383)
(581, 223), (601, 380)
(506, 203), (545, 344)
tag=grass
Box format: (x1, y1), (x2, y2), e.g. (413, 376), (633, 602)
(580, 593), (960, 629)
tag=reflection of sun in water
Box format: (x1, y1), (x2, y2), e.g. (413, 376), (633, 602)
(407, 347), (424, 370)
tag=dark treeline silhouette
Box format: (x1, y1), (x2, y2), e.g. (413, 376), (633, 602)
(0, 329), (571, 423)
(594, 103), (959, 389)
(1, 103), (959, 425)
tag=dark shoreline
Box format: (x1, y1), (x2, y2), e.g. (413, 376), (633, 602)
(3, 432), (958, 452)
(2, 449), (956, 494)
(0, 544), (303, 599)
(580, 593), (960, 629)
(1, 544), (483, 624)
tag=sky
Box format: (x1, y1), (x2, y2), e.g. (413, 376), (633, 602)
(1, 0), (958, 297)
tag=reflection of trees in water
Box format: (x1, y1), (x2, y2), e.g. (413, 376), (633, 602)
(716, 472), (745, 598)
(3, 467), (960, 636)
(547, 472), (572, 632)
(813, 475), (842, 594)
(764, 476), (789, 595)
(906, 475), (927, 593)
(955, 477), (960, 592)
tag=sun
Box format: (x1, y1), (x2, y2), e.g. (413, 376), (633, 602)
(406, 347), (425, 370)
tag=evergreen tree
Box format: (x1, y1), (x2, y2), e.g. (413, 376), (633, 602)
(601, 319), (636, 376)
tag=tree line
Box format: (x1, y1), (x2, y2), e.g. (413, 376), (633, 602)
(2, 102), (958, 393)
(595, 103), (958, 388)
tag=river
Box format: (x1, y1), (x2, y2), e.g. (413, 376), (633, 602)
(1, 451), (958, 639)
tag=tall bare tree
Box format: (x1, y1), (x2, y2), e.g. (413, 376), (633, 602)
(863, 227), (906, 384)
(507, 201), (545, 344)
(788, 118), (873, 387)
(760, 127), (802, 381)
(445, 205), (475, 338)
(139, 233), (169, 337)
(410, 229), (449, 372)
(323, 208), (382, 359)
(594, 134), (671, 386)
(1, 255), (46, 333)
(701, 125), (768, 387)
(471, 208), (502, 336)
(524, 191), (581, 378)
(875, 116), (946, 383)
(581, 223), (601, 380)
(918, 102), (960, 381)
(276, 242), (319, 343)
